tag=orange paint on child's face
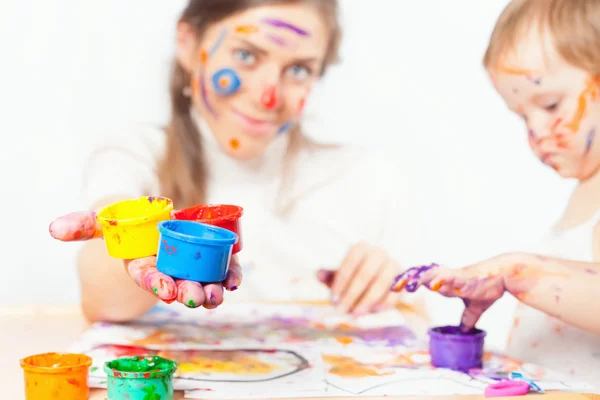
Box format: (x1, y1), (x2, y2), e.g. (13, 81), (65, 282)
(230, 138), (240, 150)
(490, 29), (600, 180)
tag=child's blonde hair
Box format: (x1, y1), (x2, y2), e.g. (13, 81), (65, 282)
(484, 0), (600, 74)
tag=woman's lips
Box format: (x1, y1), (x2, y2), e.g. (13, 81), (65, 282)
(231, 108), (277, 136)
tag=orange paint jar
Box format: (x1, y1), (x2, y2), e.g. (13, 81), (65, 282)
(20, 352), (92, 400)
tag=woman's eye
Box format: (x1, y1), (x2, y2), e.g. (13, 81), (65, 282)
(233, 49), (256, 66)
(287, 65), (310, 81)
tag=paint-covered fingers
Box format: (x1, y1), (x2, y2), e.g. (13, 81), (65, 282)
(223, 254), (242, 291)
(390, 263), (441, 293)
(125, 257), (177, 303)
(49, 211), (103, 241)
(331, 242), (369, 303)
(203, 283), (224, 308)
(317, 269), (336, 288)
(460, 301), (488, 332)
(335, 246), (388, 314)
(175, 280), (205, 308)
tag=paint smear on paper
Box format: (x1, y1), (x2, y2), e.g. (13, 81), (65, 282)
(322, 354), (392, 378)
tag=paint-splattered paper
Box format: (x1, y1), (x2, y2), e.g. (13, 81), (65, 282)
(68, 303), (597, 398)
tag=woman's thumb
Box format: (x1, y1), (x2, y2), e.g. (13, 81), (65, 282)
(49, 211), (103, 241)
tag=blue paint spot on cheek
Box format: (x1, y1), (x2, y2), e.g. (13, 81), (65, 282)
(212, 68), (241, 97)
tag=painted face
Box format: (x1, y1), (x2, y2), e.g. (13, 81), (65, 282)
(489, 29), (600, 180)
(186, 4), (328, 159)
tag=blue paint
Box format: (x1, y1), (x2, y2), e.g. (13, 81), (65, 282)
(278, 121), (294, 134)
(212, 68), (241, 97)
(585, 127), (596, 154)
(209, 29), (227, 56)
(156, 221), (238, 283)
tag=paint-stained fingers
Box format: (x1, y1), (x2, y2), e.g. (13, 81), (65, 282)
(175, 280), (205, 308)
(223, 254), (242, 291)
(351, 264), (397, 315)
(203, 283), (224, 308)
(337, 250), (387, 314)
(316, 269), (336, 288)
(460, 303), (486, 331)
(125, 257), (177, 303)
(331, 243), (369, 302)
(49, 211), (103, 241)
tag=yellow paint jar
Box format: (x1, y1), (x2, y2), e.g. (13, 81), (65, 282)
(96, 196), (173, 259)
(20, 352), (92, 400)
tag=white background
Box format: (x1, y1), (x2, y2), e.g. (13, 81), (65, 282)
(0, 0), (574, 350)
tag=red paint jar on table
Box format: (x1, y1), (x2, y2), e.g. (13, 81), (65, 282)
(172, 204), (243, 254)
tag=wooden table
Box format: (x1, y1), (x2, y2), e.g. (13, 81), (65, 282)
(1, 305), (597, 400)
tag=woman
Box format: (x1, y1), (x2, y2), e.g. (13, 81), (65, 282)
(50, 0), (426, 322)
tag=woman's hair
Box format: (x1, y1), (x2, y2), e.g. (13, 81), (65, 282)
(158, 0), (341, 208)
(483, 0), (600, 75)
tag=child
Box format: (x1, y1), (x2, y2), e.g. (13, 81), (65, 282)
(49, 0), (426, 323)
(392, 0), (600, 385)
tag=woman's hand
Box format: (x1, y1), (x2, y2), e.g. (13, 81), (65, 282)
(318, 242), (402, 315)
(391, 257), (510, 330)
(49, 211), (242, 309)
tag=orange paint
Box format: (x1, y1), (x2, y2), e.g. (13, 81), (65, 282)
(200, 50), (208, 65)
(20, 353), (92, 400)
(236, 25), (259, 34)
(335, 336), (354, 345)
(322, 354), (392, 378)
(219, 77), (230, 87)
(498, 65), (537, 76)
(551, 118), (563, 132)
(566, 77), (600, 133)
(298, 97), (306, 115)
(229, 138), (240, 150)
(430, 280), (444, 291)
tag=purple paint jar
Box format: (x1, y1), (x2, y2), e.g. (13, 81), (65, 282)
(428, 326), (486, 371)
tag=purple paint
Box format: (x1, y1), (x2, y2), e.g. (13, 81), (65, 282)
(230, 286), (238, 291)
(528, 129), (536, 139)
(392, 263), (439, 293)
(265, 33), (287, 46)
(200, 72), (217, 116)
(148, 197), (156, 203)
(429, 325), (486, 372)
(527, 75), (542, 85)
(585, 128), (595, 154)
(350, 326), (416, 346)
(585, 268), (598, 275)
(261, 18), (309, 36)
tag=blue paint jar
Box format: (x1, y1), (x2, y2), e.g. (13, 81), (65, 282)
(156, 220), (238, 283)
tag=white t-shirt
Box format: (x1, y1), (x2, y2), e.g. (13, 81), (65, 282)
(506, 213), (600, 387)
(80, 111), (431, 303)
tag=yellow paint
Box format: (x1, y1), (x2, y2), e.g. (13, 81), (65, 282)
(175, 355), (277, 375)
(96, 197), (173, 259)
(322, 354), (392, 378)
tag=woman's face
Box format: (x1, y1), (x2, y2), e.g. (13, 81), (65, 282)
(177, 4), (330, 159)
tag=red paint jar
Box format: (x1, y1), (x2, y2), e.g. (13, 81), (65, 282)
(172, 204), (243, 254)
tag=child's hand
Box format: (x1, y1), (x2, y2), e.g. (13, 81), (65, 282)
(318, 242), (402, 315)
(49, 211), (242, 309)
(391, 257), (509, 330)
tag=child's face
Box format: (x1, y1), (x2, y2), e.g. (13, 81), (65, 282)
(179, 4), (329, 159)
(489, 30), (600, 180)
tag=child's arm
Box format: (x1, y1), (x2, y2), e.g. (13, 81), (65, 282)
(392, 253), (600, 334)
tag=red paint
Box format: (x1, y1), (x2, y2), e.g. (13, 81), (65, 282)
(162, 240), (177, 255)
(143, 372), (151, 378)
(108, 220), (118, 226)
(298, 97), (306, 115)
(173, 204), (244, 254)
(261, 86), (279, 109)
(551, 118), (563, 132)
